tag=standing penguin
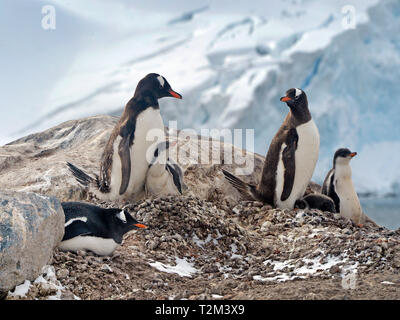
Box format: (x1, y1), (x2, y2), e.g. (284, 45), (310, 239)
(59, 202), (147, 256)
(322, 148), (364, 225)
(67, 73), (182, 201)
(145, 140), (184, 197)
(222, 88), (320, 209)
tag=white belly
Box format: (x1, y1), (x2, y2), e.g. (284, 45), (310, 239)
(336, 178), (363, 224)
(59, 236), (119, 256)
(276, 120), (320, 209)
(108, 107), (165, 201)
(145, 164), (180, 197)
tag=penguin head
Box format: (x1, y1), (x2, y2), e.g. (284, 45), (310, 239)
(135, 73), (182, 100)
(334, 148), (357, 166)
(280, 88), (307, 109)
(294, 199), (308, 210)
(149, 140), (177, 166)
(113, 209), (147, 233)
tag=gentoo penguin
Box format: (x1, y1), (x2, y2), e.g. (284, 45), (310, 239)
(294, 193), (336, 213)
(145, 140), (184, 197)
(222, 88), (320, 209)
(67, 73), (182, 202)
(322, 148), (364, 225)
(59, 202), (147, 256)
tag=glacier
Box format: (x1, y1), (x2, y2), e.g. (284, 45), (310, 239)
(1, 0), (399, 197)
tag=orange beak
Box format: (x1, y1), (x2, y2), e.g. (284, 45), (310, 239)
(169, 89), (182, 99)
(280, 96), (292, 102)
(134, 223), (148, 229)
(350, 152), (357, 158)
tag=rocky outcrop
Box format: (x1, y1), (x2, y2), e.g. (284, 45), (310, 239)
(3, 115), (396, 301)
(0, 115), (319, 205)
(0, 191), (64, 293)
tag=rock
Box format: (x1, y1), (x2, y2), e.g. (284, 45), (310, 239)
(56, 268), (69, 280)
(77, 250), (87, 257)
(1, 115), (393, 300)
(260, 221), (273, 232)
(342, 228), (352, 235)
(0, 115), (317, 204)
(329, 265), (341, 274)
(0, 191), (64, 292)
(37, 281), (58, 296)
(100, 264), (113, 273)
(393, 253), (400, 268)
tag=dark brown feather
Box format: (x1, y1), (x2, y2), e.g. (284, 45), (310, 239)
(118, 136), (132, 195)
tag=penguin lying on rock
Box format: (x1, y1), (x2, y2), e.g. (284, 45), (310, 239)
(294, 193), (336, 213)
(59, 202), (147, 256)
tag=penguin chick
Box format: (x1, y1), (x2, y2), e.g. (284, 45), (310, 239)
(294, 193), (336, 213)
(59, 202), (147, 256)
(145, 140), (184, 197)
(322, 148), (364, 225)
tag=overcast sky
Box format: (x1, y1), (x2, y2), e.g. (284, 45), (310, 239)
(0, 0), (283, 142)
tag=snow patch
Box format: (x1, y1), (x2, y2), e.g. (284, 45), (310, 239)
(149, 257), (199, 277)
(255, 251), (359, 283)
(8, 280), (32, 298)
(7, 265), (80, 300)
(381, 281), (395, 285)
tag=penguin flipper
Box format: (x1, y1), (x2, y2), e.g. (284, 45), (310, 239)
(321, 169), (340, 213)
(329, 174), (340, 213)
(118, 136), (132, 195)
(222, 169), (258, 201)
(166, 163), (183, 194)
(321, 169), (334, 195)
(63, 220), (93, 241)
(280, 129), (298, 202)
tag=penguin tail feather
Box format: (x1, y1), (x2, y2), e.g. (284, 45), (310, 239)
(221, 169), (259, 201)
(66, 162), (99, 189)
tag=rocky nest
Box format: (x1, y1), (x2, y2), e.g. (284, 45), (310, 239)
(2, 116), (399, 300)
(7, 195), (400, 300)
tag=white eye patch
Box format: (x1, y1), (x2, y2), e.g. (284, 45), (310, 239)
(295, 88), (302, 98)
(157, 75), (165, 87)
(117, 210), (127, 223)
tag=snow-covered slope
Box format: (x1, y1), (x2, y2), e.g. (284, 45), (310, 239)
(4, 0), (400, 196)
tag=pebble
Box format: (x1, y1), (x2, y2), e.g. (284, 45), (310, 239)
(37, 195), (399, 301)
(329, 265), (341, 274)
(260, 221), (273, 232)
(342, 228), (352, 235)
(56, 268), (70, 280)
(101, 264), (113, 273)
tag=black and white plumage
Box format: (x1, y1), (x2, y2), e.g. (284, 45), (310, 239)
(294, 193), (336, 213)
(322, 148), (364, 224)
(145, 140), (184, 197)
(59, 202), (147, 256)
(67, 73), (182, 202)
(222, 88), (320, 209)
